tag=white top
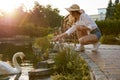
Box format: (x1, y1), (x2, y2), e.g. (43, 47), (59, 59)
(65, 13), (98, 35)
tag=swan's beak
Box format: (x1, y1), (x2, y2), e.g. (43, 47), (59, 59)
(21, 54), (25, 63)
(21, 58), (25, 63)
(22, 59), (25, 63)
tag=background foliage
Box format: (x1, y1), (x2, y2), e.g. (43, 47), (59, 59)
(105, 0), (120, 20)
(96, 20), (120, 44)
(0, 1), (63, 38)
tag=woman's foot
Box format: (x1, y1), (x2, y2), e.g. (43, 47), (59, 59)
(92, 42), (101, 52)
(75, 45), (85, 52)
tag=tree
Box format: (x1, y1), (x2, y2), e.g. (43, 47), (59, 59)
(113, 3), (120, 19)
(43, 5), (63, 28)
(112, 0), (120, 20)
(29, 1), (46, 26)
(28, 2), (63, 28)
(114, 0), (119, 5)
(105, 0), (114, 20)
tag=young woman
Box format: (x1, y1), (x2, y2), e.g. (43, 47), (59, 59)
(53, 4), (101, 52)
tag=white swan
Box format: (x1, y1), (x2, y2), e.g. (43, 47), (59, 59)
(0, 52), (25, 75)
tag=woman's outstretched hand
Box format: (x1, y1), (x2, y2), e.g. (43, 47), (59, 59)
(52, 33), (67, 41)
(52, 35), (60, 41)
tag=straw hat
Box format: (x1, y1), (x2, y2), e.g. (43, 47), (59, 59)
(65, 4), (80, 12)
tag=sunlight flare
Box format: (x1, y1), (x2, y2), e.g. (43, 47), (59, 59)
(0, 0), (34, 13)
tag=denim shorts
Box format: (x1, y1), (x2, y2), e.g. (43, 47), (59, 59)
(90, 28), (101, 40)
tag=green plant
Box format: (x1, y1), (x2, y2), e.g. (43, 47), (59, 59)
(33, 37), (52, 60)
(96, 20), (120, 36)
(51, 48), (91, 80)
(115, 34), (120, 41)
(100, 35), (120, 44)
(33, 37), (51, 53)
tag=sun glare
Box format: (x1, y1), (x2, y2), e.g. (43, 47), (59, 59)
(0, 0), (34, 13)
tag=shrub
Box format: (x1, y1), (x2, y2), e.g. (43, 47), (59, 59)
(96, 20), (120, 36)
(115, 34), (120, 42)
(33, 37), (52, 60)
(100, 35), (120, 44)
(51, 48), (91, 80)
(33, 37), (51, 53)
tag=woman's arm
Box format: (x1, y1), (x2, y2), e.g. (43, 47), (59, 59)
(53, 33), (68, 41)
(53, 24), (77, 41)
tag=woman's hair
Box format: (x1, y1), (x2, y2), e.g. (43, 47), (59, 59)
(70, 11), (81, 22)
(68, 14), (75, 24)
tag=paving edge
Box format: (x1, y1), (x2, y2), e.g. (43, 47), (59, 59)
(80, 53), (109, 80)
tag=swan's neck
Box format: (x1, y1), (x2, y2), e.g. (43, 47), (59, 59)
(12, 55), (21, 72)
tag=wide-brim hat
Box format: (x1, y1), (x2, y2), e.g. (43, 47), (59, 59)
(65, 4), (80, 12)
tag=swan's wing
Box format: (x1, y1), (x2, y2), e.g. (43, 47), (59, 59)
(0, 61), (15, 75)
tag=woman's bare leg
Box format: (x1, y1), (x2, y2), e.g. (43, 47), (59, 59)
(75, 27), (88, 51)
(79, 34), (98, 45)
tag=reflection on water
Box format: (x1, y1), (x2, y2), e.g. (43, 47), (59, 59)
(10, 73), (21, 80)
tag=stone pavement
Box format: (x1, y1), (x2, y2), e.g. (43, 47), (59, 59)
(80, 44), (120, 80)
